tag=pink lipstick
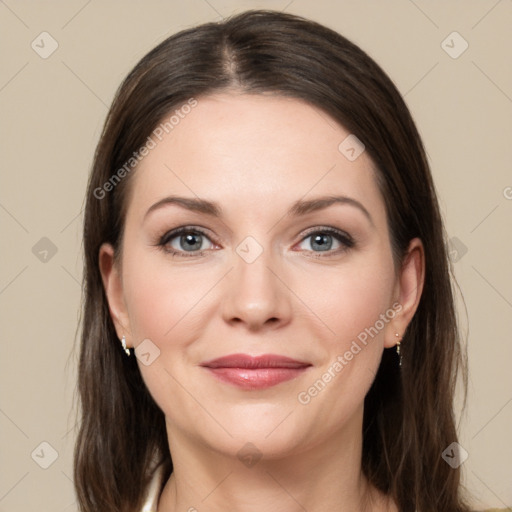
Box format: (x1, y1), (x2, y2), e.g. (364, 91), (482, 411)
(200, 353), (311, 390)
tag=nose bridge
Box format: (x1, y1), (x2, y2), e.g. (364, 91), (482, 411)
(221, 235), (292, 328)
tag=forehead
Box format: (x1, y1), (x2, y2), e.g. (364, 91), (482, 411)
(126, 92), (387, 227)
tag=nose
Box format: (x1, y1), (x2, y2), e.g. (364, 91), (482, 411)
(221, 245), (293, 332)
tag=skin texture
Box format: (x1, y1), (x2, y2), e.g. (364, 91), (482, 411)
(99, 93), (424, 511)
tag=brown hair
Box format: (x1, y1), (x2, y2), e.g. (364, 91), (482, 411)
(74, 9), (470, 511)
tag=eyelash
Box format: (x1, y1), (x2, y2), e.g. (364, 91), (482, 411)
(155, 225), (355, 259)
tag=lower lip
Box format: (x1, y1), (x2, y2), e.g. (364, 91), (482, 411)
(204, 367), (310, 390)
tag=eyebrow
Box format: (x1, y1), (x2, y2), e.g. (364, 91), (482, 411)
(144, 194), (373, 225)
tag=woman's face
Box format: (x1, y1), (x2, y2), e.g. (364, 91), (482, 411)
(101, 92), (422, 460)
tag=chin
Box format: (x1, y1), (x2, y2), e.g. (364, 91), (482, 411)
(198, 405), (321, 461)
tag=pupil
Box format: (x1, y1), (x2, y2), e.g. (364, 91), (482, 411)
(312, 234), (332, 251)
(182, 233), (201, 251)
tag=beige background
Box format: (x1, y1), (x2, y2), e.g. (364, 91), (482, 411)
(1, 1), (511, 511)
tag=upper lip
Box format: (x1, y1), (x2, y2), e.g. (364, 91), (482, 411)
(200, 353), (311, 369)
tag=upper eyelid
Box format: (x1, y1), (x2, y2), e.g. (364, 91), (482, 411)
(159, 226), (217, 246)
(300, 225), (353, 240)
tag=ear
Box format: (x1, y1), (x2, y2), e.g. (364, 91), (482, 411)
(384, 237), (425, 348)
(98, 242), (133, 349)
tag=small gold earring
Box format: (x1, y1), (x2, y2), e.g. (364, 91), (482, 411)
(395, 333), (402, 367)
(121, 335), (131, 356)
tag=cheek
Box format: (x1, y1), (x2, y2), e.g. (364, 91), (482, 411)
(295, 254), (396, 346)
(121, 250), (215, 423)
(293, 268), (394, 426)
(122, 248), (210, 342)
(294, 254), (395, 406)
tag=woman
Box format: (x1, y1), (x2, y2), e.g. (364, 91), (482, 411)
(74, 9), (471, 512)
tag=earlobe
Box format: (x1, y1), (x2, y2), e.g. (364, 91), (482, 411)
(385, 238), (425, 348)
(98, 243), (132, 347)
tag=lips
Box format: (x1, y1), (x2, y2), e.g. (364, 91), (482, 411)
(200, 353), (312, 390)
(201, 353), (311, 369)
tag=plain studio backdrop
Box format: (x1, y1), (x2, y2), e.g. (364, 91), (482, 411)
(0, 1), (511, 511)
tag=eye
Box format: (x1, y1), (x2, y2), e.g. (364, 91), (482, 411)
(158, 227), (216, 256)
(296, 227), (354, 256)
(155, 225), (354, 258)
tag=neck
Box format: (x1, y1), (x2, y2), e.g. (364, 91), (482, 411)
(157, 407), (394, 512)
